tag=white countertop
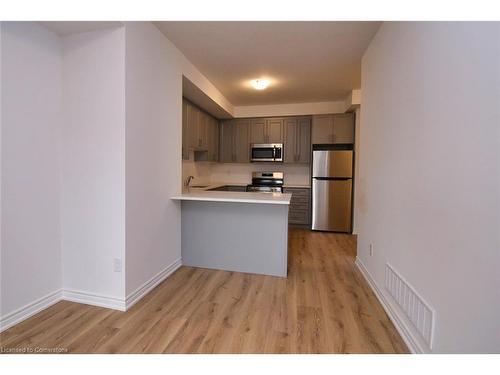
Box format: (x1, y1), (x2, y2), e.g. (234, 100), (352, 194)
(186, 182), (310, 190)
(171, 188), (291, 205)
(283, 184), (311, 189)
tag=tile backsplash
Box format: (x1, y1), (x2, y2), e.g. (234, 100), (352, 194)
(182, 159), (310, 187)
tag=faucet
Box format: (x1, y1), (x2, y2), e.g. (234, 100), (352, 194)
(185, 175), (194, 187)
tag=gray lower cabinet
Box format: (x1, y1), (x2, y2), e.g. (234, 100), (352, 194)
(284, 187), (311, 226)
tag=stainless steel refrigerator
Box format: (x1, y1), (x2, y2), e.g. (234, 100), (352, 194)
(311, 148), (353, 232)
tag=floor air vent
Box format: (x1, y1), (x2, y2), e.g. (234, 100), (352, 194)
(384, 263), (434, 349)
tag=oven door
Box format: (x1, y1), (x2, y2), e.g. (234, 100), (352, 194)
(251, 144), (283, 162)
(246, 185), (283, 193)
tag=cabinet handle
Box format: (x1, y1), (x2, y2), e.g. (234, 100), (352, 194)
(295, 126), (299, 162)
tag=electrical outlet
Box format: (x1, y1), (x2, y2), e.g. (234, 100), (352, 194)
(369, 243), (374, 256)
(113, 258), (122, 273)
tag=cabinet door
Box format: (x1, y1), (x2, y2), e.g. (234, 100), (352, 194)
(197, 110), (209, 149)
(284, 187), (311, 225)
(296, 117), (311, 163)
(212, 118), (220, 162)
(207, 117), (219, 161)
(219, 121), (234, 163)
(234, 119), (250, 163)
(332, 113), (354, 144)
(182, 99), (189, 160)
(266, 118), (284, 143)
(249, 118), (266, 144)
(187, 103), (199, 149)
(284, 118), (298, 163)
(312, 115), (333, 144)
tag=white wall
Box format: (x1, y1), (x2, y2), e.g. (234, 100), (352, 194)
(124, 22), (182, 296)
(1, 21), (234, 323)
(1, 22), (62, 316)
(352, 106), (361, 234)
(210, 163), (310, 187)
(182, 159), (311, 188)
(233, 101), (345, 118)
(182, 158), (214, 188)
(61, 28), (126, 299)
(358, 22), (500, 353)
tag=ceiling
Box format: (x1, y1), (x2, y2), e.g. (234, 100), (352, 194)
(39, 21), (123, 36)
(155, 21), (381, 106)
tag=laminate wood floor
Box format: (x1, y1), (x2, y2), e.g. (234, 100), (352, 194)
(0, 229), (408, 353)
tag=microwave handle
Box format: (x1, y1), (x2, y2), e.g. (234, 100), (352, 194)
(272, 146), (276, 160)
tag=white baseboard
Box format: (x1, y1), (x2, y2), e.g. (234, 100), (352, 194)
(125, 258), (182, 310)
(0, 259), (182, 332)
(0, 289), (63, 333)
(355, 257), (425, 353)
(62, 289), (126, 311)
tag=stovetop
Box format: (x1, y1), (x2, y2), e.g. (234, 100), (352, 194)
(247, 171), (284, 192)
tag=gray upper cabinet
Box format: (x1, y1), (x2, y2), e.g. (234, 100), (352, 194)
(296, 117), (311, 163)
(249, 118), (266, 144)
(312, 115), (334, 144)
(249, 117), (284, 144)
(284, 117), (311, 164)
(219, 119), (249, 163)
(182, 98), (219, 161)
(182, 99), (189, 160)
(266, 118), (284, 143)
(219, 121), (234, 163)
(187, 102), (200, 148)
(332, 114), (355, 144)
(197, 111), (208, 149)
(207, 116), (219, 162)
(234, 119), (250, 162)
(312, 113), (354, 144)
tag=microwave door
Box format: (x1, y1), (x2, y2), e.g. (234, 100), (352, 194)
(252, 146), (274, 162)
(251, 144), (283, 162)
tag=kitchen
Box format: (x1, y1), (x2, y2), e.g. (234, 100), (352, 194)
(2, 18), (497, 356)
(173, 91), (356, 277)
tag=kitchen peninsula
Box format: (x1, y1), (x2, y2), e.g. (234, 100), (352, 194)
(171, 186), (291, 277)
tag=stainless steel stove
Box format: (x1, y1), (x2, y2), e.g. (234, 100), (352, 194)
(246, 172), (284, 193)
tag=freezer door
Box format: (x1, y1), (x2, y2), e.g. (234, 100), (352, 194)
(311, 178), (352, 232)
(312, 150), (353, 178)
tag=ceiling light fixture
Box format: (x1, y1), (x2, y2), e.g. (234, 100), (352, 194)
(250, 79), (270, 90)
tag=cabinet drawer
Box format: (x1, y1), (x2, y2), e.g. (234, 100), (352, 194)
(290, 195), (310, 204)
(290, 203), (310, 212)
(285, 188), (310, 196)
(289, 210), (310, 225)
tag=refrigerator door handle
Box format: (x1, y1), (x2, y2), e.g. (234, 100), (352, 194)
(313, 177), (351, 181)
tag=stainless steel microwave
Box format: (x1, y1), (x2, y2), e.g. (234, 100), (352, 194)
(250, 143), (283, 162)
